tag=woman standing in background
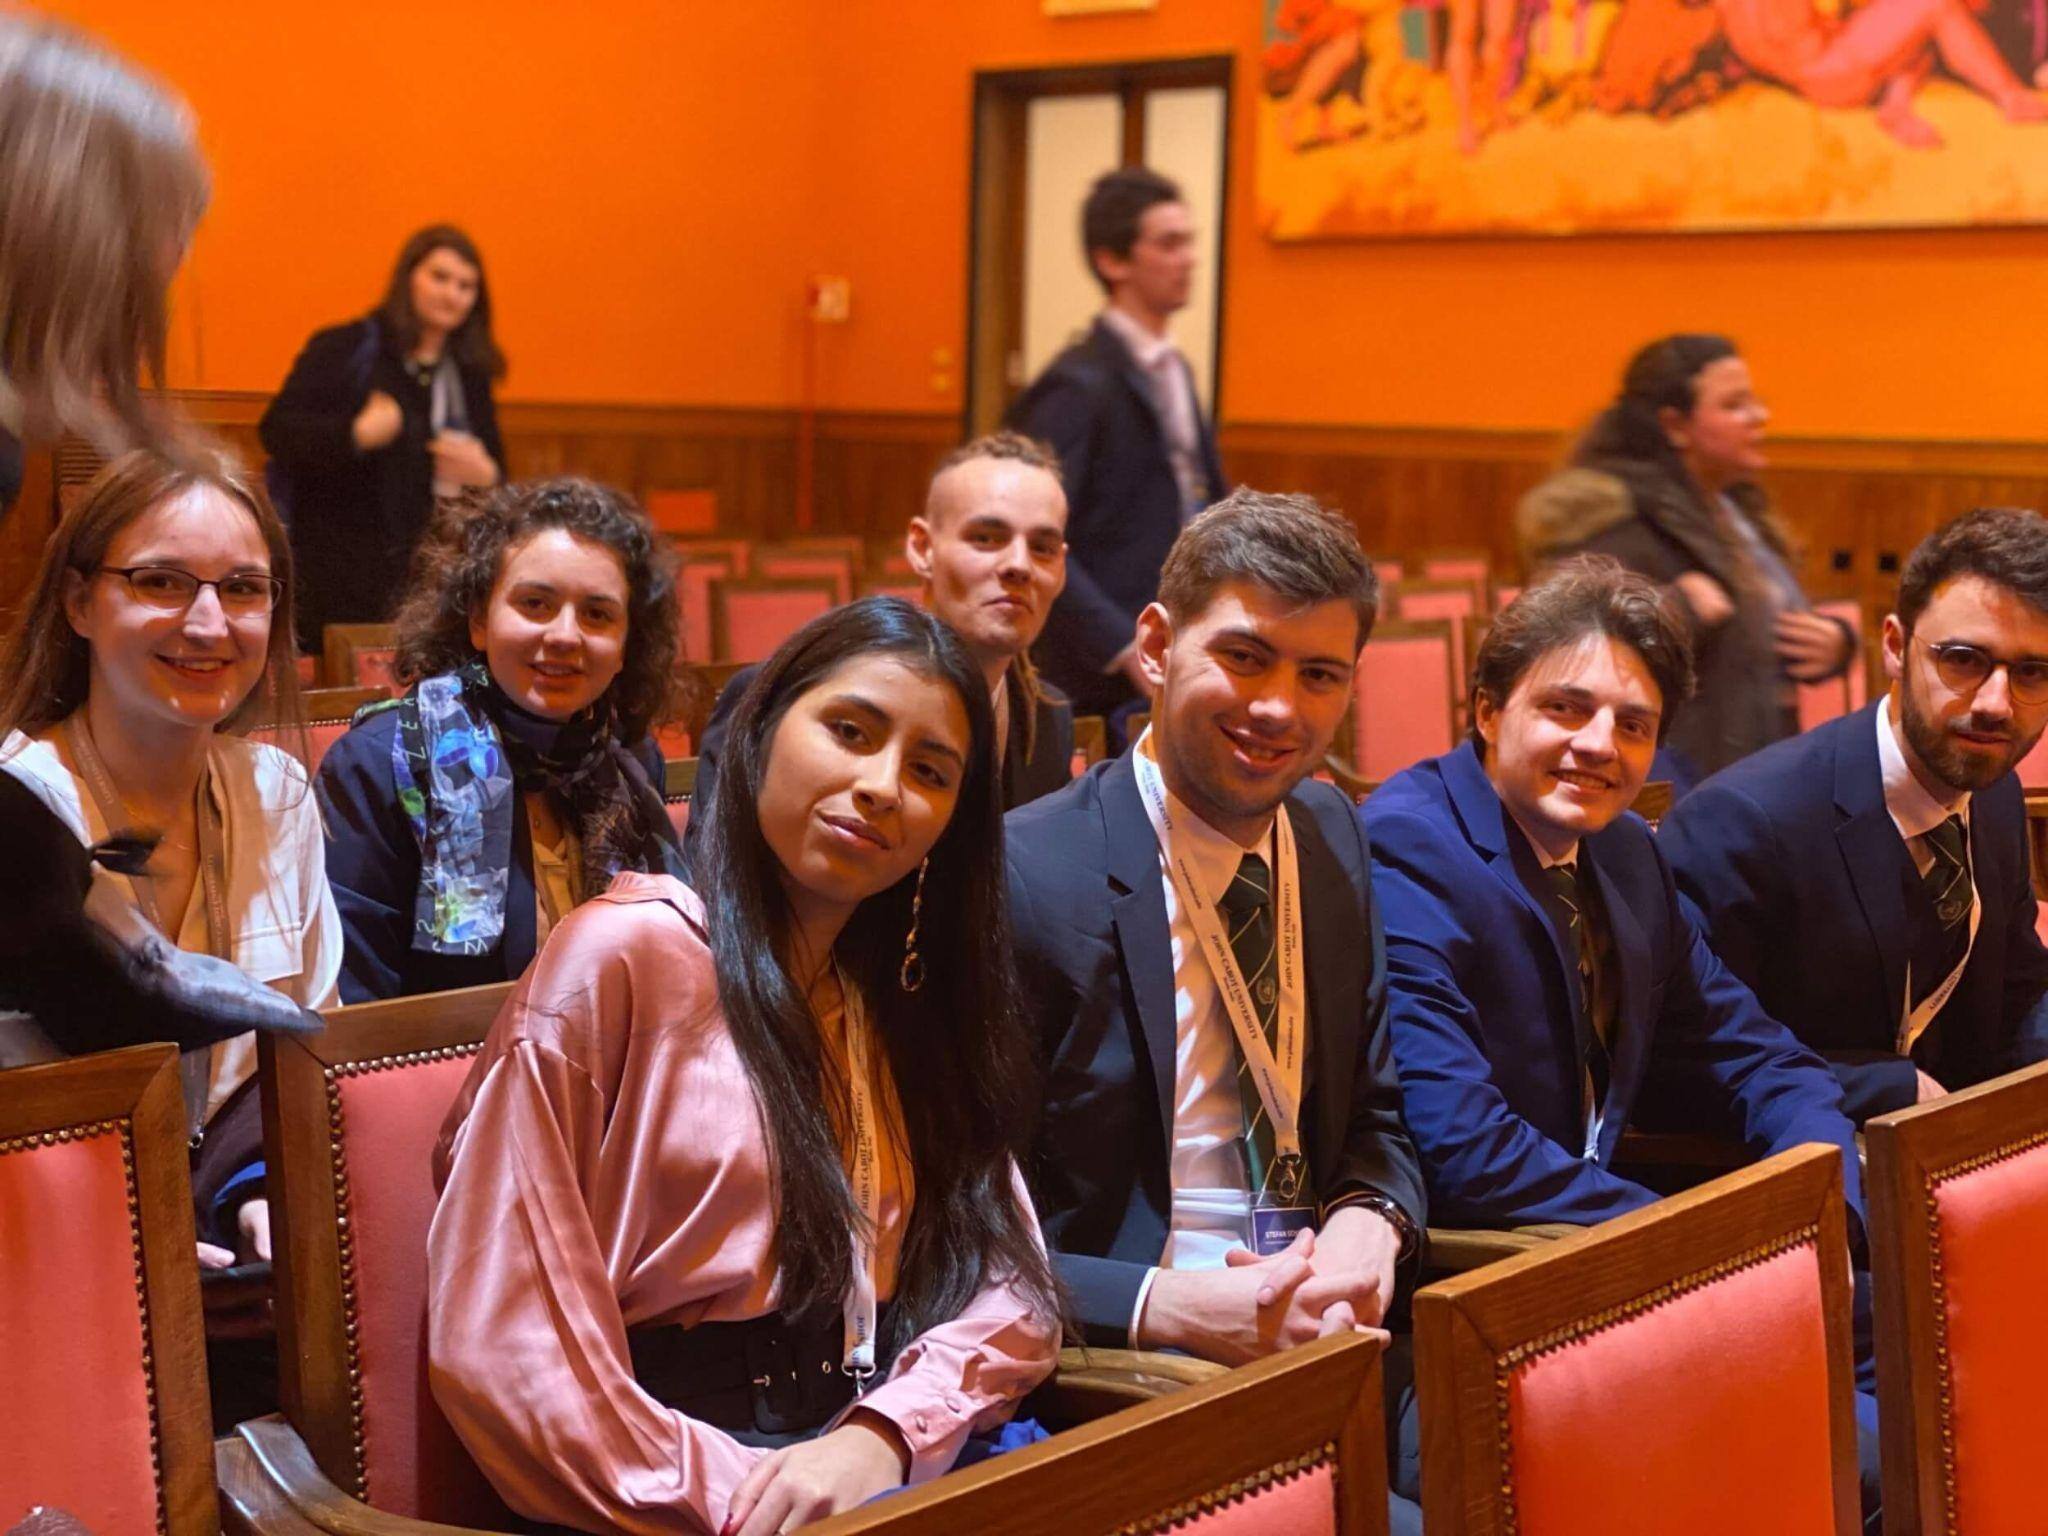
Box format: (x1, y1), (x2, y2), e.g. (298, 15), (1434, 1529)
(1518, 333), (1855, 792)
(260, 224), (506, 652)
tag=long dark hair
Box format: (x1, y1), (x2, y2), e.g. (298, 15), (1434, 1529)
(1570, 333), (1739, 494)
(391, 477), (678, 743)
(697, 597), (1062, 1356)
(374, 223), (506, 379)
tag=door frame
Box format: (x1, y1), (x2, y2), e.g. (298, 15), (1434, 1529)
(964, 54), (1235, 439)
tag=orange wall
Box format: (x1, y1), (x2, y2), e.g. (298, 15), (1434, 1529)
(41, 0), (825, 407)
(43, 1), (2048, 439)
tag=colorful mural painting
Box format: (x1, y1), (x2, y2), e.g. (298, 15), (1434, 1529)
(1258, 0), (2048, 234)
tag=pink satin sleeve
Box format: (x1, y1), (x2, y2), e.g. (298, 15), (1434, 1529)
(847, 1163), (1062, 1484)
(426, 1033), (764, 1534)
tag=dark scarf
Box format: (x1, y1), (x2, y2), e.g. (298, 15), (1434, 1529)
(378, 660), (677, 955)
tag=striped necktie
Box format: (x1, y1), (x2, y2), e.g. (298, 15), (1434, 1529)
(1544, 861), (1612, 1103)
(1217, 851), (1281, 1197)
(1923, 815), (1972, 933)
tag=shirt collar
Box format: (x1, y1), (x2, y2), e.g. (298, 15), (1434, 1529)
(1155, 777), (1276, 903)
(1878, 692), (1970, 841)
(1100, 305), (1179, 373)
(1514, 819), (1579, 871)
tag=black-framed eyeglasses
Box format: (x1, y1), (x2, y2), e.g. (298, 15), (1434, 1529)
(96, 565), (285, 616)
(1915, 636), (2048, 705)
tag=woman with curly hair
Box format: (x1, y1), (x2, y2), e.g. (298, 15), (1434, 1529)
(317, 477), (685, 1001)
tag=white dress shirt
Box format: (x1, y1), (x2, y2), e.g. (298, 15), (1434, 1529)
(1876, 693), (1972, 877)
(1127, 783), (1277, 1340)
(1099, 305), (1206, 519)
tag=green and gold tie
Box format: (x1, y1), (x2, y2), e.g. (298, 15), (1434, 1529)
(1217, 851), (1281, 1197)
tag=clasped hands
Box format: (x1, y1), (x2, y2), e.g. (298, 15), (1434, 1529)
(1137, 1204), (1400, 1367)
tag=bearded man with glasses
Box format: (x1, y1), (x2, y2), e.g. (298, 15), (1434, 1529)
(1661, 508), (2048, 1124)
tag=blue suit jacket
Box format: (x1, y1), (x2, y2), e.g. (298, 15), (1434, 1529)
(1007, 755), (1426, 1346)
(1364, 741), (1862, 1232)
(1659, 699), (2048, 1124)
(1005, 319), (1224, 703)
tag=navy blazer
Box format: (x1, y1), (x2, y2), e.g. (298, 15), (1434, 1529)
(1364, 741), (1862, 1231)
(1007, 755), (1426, 1346)
(1005, 319), (1225, 702)
(1660, 700), (2048, 1124)
(316, 708), (670, 1002)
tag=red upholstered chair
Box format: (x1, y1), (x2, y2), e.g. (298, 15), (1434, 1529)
(321, 624), (400, 697)
(0, 1044), (217, 1536)
(1072, 715), (1108, 777)
(1373, 558), (1405, 589)
(664, 756), (698, 841)
(1352, 619), (1457, 784)
(1866, 1059), (2048, 1535)
(217, 982), (519, 1533)
(801, 1333), (1389, 1536)
(294, 653), (320, 688)
(1392, 582), (1480, 721)
(1798, 598), (1868, 733)
(2018, 730), (2048, 789)
(1418, 549), (1491, 602)
(1491, 583), (1523, 613)
(1416, 1143), (1861, 1536)
(676, 549), (745, 663)
(249, 686), (386, 774)
(756, 542), (858, 604)
(710, 576), (840, 662)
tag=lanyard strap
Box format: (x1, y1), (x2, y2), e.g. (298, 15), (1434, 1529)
(835, 961), (882, 1384)
(1132, 732), (1307, 1178)
(67, 716), (232, 1140)
(1899, 866), (1981, 1056)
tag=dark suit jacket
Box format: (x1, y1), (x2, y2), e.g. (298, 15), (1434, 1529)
(1364, 742), (1863, 1232)
(259, 316), (504, 650)
(1659, 700), (2048, 1124)
(315, 706), (669, 1002)
(1005, 318), (1224, 708)
(1007, 756), (1426, 1346)
(681, 661), (1074, 875)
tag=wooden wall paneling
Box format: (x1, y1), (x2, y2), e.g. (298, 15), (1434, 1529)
(0, 444), (56, 630)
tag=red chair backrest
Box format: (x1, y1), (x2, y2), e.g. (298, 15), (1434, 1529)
(2019, 731), (2048, 788)
(712, 579), (838, 662)
(1353, 622), (1457, 783)
(755, 550), (855, 604)
(1417, 1144), (1859, 1536)
(677, 552), (741, 662)
(1868, 1059), (2048, 1535)
(0, 1046), (216, 1536)
(265, 985), (516, 1527)
(666, 796), (691, 839)
(352, 646), (398, 692)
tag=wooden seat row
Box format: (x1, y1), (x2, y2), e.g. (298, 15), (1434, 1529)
(47, 993), (2048, 1533)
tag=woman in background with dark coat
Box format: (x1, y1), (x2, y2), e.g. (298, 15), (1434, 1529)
(1517, 333), (1854, 792)
(260, 224), (507, 652)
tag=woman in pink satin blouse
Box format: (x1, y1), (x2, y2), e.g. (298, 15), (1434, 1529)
(427, 596), (1064, 1536)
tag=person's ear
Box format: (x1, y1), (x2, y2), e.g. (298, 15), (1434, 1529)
(1473, 689), (1501, 749)
(1657, 404), (1691, 453)
(1133, 602), (1173, 691)
(905, 518), (935, 582)
(1881, 613), (1907, 685)
(1090, 246), (1130, 294)
(468, 602), (488, 655)
(61, 567), (93, 641)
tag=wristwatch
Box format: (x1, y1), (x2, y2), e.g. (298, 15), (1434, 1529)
(1325, 1190), (1419, 1261)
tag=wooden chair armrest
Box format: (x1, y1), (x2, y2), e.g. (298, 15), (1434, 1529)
(217, 1415), (514, 1536)
(1424, 1223), (1580, 1275)
(1033, 1347), (1230, 1421)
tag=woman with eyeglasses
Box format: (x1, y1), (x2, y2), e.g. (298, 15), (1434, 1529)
(427, 597), (1062, 1536)
(0, 448), (341, 1267)
(1517, 334), (1857, 792)
(315, 478), (685, 1002)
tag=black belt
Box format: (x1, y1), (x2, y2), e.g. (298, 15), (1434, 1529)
(628, 1308), (887, 1447)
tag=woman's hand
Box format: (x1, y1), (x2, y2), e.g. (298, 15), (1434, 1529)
(429, 430), (500, 488)
(724, 1409), (909, 1536)
(352, 390), (403, 452)
(1776, 610), (1853, 682)
(237, 1197), (273, 1263)
(1671, 571), (1734, 628)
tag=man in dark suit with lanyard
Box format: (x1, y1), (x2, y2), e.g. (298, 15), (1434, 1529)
(687, 432), (1076, 871)
(1006, 166), (1226, 723)
(1007, 489), (1426, 1532)
(1662, 508), (2048, 1124)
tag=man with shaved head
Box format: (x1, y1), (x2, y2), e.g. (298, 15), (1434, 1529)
(684, 432), (1074, 869)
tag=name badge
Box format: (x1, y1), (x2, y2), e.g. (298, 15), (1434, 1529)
(1249, 1205), (1316, 1257)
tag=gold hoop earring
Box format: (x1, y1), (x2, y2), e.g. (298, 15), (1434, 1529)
(899, 858), (929, 993)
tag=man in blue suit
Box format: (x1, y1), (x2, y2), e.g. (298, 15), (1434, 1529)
(1006, 166), (1225, 721)
(1662, 508), (2048, 1125)
(1365, 557), (1878, 1528)
(1364, 557), (1861, 1231)
(1009, 490), (1425, 1531)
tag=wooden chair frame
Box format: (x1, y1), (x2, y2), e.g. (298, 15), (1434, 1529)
(1071, 714), (1107, 770)
(320, 624), (398, 693)
(0, 1044), (217, 1536)
(1415, 1144), (1861, 1536)
(1865, 1058), (2048, 1535)
(802, 1333), (1388, 1536)
(295, 685), (386, 727)
(708, 575), (841, 663)
(2022, 787), (2048, 899)
(677, 658), (753, 747)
